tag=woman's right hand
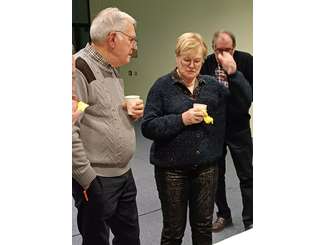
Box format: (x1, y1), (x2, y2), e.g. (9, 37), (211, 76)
(182, 108), (204, 126)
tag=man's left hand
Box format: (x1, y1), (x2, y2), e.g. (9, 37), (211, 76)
(130, 100), (144, 120)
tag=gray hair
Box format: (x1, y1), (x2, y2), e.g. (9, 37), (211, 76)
(90, 7), (136, 44)
(212, 30), (236, 49)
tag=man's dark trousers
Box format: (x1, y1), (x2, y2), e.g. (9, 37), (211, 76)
(72, 169), (140, 245)
(215, 127), (253, 228)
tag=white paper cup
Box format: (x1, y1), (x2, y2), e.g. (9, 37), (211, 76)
(193, 103), (207, 112)
(125, 95), (141, 115)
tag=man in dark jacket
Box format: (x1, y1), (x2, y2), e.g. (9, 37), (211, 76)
(200, 30), (253, 231)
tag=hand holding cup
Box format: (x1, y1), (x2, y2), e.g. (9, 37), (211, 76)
(182, 104), (205, 126)
(125, 95), (144, 120)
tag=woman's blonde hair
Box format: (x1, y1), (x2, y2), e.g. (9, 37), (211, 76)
(175, 32), (207, 60)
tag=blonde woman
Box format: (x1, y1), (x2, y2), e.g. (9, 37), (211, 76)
(141, 32), (252, 245)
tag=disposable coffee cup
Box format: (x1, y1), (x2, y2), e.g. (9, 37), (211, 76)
(193, 103), (207, 112)
(125, 95), (141, 115)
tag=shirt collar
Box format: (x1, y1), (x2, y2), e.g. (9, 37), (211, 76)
(84, 43), (114, 71)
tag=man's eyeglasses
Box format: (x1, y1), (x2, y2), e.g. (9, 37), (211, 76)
(215, 48), (233, 53)
(114, 31), (138, 43)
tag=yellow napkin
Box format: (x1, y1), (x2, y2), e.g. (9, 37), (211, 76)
(77, 101), (89, 112)
(203, 111), (214, 124)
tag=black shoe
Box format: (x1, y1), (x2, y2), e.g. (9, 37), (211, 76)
(212, 217), (233, 232)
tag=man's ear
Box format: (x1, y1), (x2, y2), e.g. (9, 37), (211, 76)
(107, 32), (117, 48)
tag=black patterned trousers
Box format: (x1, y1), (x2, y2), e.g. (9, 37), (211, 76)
(155, 164), (218, 245)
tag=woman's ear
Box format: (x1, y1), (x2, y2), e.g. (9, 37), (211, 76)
(175, 56), (181, 68)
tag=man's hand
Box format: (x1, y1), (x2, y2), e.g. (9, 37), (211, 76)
(129, 99), (144, 120)
(182, 108), (204, 126)
(122, 101), (127, 110)
(72, 100), (81, 125)
(217, 52), (237, 75)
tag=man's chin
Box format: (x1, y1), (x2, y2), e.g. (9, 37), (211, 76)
(121, 57), (131, 66)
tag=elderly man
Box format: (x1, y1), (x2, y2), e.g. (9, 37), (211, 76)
(72, 7), (143, 245)
(200, 30), (253, 232)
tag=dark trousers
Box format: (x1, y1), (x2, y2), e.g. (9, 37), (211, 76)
(155, 164), (218, 245)
(72, 169), (140, 245)
(215, 127), (253, 227)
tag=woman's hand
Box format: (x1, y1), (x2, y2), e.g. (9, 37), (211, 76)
(182, 108), (204, 126)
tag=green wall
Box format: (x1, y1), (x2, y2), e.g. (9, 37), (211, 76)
(89, 0), (253, 101)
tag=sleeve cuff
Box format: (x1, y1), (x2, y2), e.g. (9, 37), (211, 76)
(228, 70), (239, 79)
(177, 114), (185, 128)
(73, 166), (97, 189)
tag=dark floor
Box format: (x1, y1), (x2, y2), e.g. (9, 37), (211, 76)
(72, 123), (246, 244)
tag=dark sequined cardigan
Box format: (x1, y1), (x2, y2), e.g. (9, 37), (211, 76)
(141, 70), (252, 169)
